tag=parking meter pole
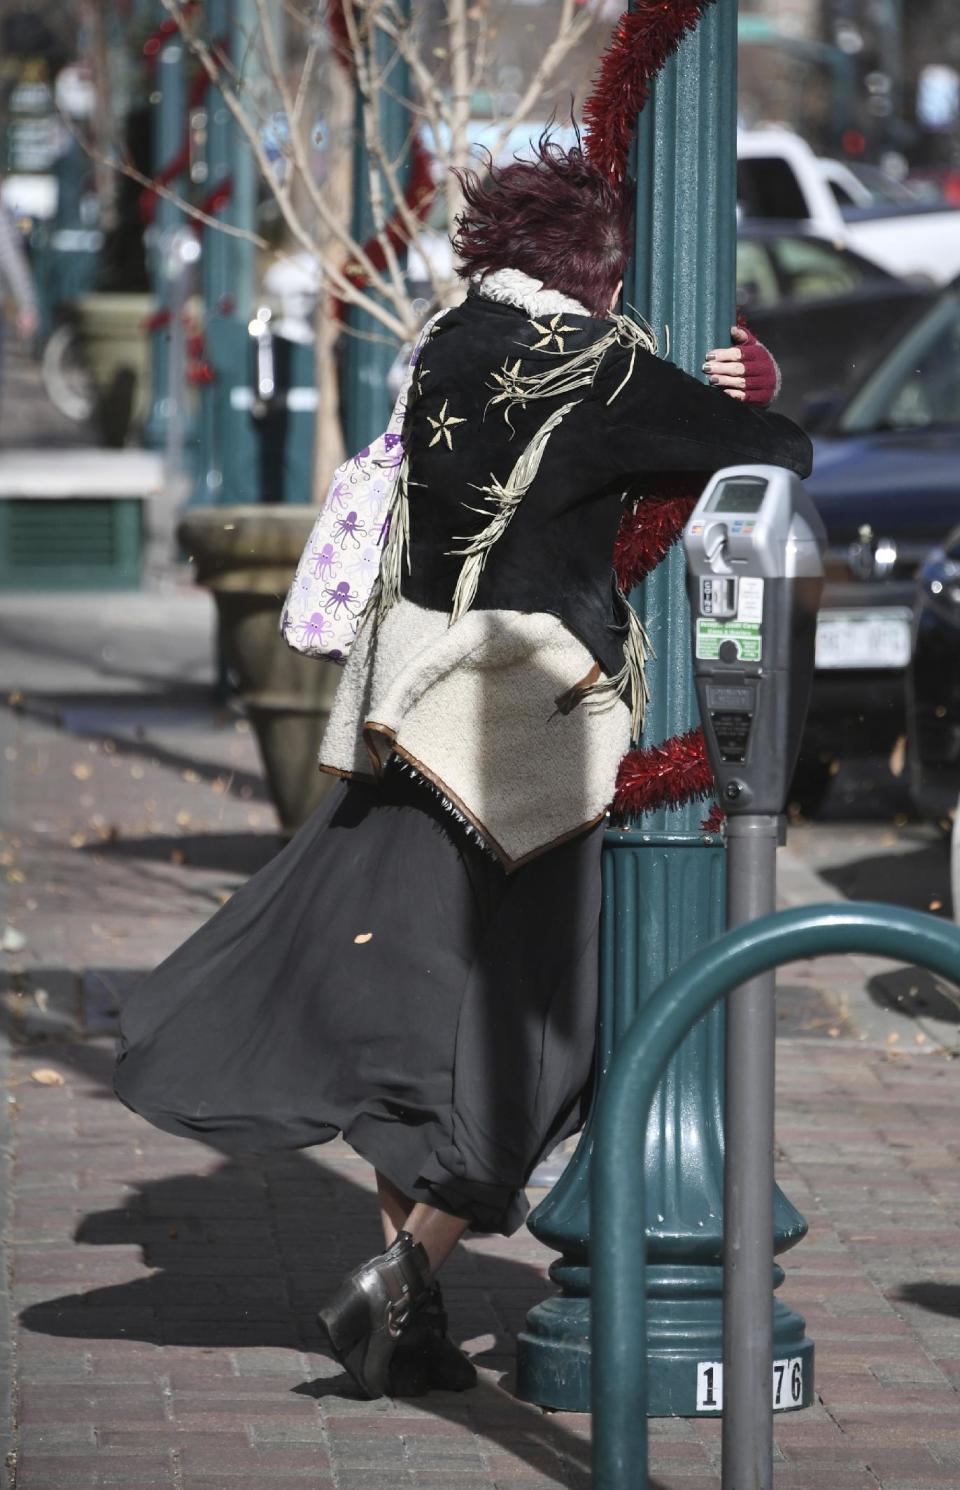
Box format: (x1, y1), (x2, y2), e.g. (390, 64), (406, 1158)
(341, 5), (410, 454)
(516, 4), (750, 1413)
(683, 463), (826, 1454)
(723, 815), (779, 1490)
(145, 36), (186, 448)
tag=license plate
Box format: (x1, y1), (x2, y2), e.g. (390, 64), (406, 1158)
(815, 607), (912, 670)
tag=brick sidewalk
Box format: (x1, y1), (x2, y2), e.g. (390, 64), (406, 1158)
(4, 1034), (960, 1489)
(3, 591), (960, 1488)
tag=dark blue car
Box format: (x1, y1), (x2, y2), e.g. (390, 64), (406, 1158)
(910, 530), (960, 825)
(795, 282), (960, 807)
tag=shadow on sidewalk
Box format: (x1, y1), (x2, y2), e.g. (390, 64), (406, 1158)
(4, 689), (272, 808)
(893, 1282), (960, 1319)
(11, 1028), (650, 1490)
(818, 838), (951, 917)
(867, 965), (960, 1026)
(82, 831), (284, 877)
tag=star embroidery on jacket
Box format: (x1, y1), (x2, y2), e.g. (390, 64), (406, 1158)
(489, 358), (523, 396)
(426, 399), (467, 450)
(529, 314), (579, 352)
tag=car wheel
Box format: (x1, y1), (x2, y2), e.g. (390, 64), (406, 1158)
(40, 322), (95, 423)
(787, 753), (835, 818)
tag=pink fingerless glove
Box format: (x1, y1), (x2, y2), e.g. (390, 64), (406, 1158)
(737, 325), (780, 406)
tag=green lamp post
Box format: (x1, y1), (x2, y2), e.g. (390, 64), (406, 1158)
(144, 23), (186, 449)
(194, 0), (260, 506)
(515, 0), (812, 1415)
(193, 0), (231, 506)
(341, 3), (411, 454)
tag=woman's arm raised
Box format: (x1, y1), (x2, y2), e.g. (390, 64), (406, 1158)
(593, 340), (811, 483)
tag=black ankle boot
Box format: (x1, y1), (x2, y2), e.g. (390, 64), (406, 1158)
(318, 1230), (431, 1398)
(388, 1282), (478, 1396)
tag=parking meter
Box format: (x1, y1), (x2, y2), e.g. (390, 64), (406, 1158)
(683, 466), (825, 1490)
(684, 465), (826, 814)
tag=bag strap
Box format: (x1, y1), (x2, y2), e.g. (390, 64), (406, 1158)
(385, 308), (448, 436)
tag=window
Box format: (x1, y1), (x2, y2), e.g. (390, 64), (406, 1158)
(841, 294), (960, 433)
(827, 179), (857, 208)
(736, 240), (780, 308)
(736, 157), (809, 221)
(770, 236), (862, 300)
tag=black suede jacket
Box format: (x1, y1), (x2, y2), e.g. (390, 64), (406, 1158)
(400, 290), (813, 678)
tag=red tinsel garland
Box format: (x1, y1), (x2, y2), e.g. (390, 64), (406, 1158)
(186, 360), (216, 386)
(612, 727), (714, 821)
(583, 0), (716, 183)
(326, 0), (351, 72)
(142, 7), (199, 70)
(143, 308), (171, 334)
(613, 477), (704, 592)
(139, 61), (213, 225)
(198, 177), (232, 221)
(700, 803), (726, 834)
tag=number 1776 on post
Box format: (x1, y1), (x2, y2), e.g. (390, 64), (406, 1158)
(696, 1358), (804, 1413)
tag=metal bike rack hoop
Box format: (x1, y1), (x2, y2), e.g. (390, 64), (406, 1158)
(591, 900), (960, 1490)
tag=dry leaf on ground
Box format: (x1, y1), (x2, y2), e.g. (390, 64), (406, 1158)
(30, 1068), (65, 1086)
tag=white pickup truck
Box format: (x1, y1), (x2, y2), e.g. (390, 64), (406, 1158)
(738, 130), (960, 285)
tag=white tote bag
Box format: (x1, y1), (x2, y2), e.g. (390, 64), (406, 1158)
(280, 312), (442, 663)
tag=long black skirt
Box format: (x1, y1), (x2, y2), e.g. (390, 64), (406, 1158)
(114, 768), (603, 1235)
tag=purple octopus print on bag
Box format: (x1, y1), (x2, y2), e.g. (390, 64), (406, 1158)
(280, 310), (445, 663)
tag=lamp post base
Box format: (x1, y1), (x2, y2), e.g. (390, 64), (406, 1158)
(514, 828), (812, 1416)
(516, 1267), (813, 1416)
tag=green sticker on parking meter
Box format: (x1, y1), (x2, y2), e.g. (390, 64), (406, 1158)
(695, 619), (762, 663)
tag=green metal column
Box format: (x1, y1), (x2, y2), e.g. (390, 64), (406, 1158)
(515, 0), (811, 1415)
(145, 26), (186, 448)
(194, 0), (233, 505)
(208, 0), (260, 504)
(227, 0), (257, 319)
(341, 5), (411, 454)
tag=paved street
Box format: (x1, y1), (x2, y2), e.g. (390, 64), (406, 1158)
(2, 584), (960, 1489)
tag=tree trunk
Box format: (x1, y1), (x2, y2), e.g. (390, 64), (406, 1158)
(313, 292), (347, 494)
(311, 45), (354, 498)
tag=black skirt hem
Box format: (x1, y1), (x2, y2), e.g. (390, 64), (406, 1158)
(113, 1065), (527, 1235)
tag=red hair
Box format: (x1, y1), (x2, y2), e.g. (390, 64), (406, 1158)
(452, 133), (633, 317)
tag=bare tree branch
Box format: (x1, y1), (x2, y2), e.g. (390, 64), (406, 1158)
(68, 125), (271, 249)
(252, 0), (420, 324)
(338, 0), (411, 312)
(159, 0), (412, 337)
(484, 0), (594, 164)
(445, 0), (471, 246)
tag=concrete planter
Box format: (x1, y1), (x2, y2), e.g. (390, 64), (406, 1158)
(178, 506), (340, 833)
(74, 293), (155, 446)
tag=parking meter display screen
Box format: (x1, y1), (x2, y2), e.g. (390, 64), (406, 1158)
(710, 479), (768, 513)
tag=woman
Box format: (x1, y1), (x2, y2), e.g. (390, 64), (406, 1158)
(114, 140), (810, 1401)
